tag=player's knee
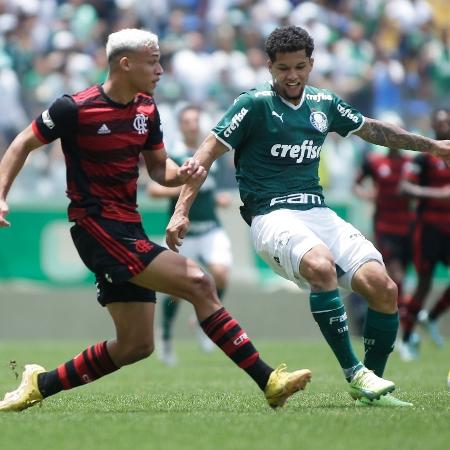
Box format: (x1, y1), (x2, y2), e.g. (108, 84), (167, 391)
(302, 255), (336, 286)
(188, 270), (218, 305)
(369, 276), (398, 312)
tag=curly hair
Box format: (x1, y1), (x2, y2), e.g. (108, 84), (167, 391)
(265, 26), (315, 61)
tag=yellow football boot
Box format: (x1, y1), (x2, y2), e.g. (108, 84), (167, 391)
(0, 364), (45, 412)
(264, 363), (312, 408)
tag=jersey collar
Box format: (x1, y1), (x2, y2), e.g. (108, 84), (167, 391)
(269, 80), (306, 110)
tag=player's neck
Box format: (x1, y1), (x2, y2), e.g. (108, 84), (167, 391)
(102, 79), (137, 105)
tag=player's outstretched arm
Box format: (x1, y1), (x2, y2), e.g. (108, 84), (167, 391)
(0, 125), (45, 227)
(143, 147), (205, 188)
(355, 117), (450, 164)
(166, 133), (228, 251)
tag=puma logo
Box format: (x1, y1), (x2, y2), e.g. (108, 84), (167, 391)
(272, 111), (284, 123)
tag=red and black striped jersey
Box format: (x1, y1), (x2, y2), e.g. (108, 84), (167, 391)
(404, 153), (450, 232)
(357, 152), (414, 235)
(32, 84), (164, 222)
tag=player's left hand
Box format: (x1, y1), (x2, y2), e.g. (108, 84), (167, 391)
(177, 158), (206, 184)
(166, 211), (189, 252)
(431, 140), (450, 165)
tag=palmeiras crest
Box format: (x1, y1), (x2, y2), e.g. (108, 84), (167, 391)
(310, 111), (328, 133)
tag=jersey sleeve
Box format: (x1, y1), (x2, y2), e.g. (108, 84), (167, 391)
(143, 106), (164, 151)
(32, 95), (77, 143)
(211, 93), (254, 151)
(328, 94), (364, 137)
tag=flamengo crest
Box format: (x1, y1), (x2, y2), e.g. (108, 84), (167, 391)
(133, 113), (148, 134)
(310, 111), (328, 133)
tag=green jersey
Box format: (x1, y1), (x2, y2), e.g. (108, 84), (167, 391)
(212, 82), (364, 224)
(170, 144), (220, 236)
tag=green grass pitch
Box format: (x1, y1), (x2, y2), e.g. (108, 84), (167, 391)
(0, 339), (449, 450)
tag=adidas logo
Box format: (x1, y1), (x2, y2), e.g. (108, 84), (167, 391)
(97, 124), (111, 134)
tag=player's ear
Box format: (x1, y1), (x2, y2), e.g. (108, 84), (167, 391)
(267, 58), (273, 72)
(309, 57), (314, 69)
(119, 56), (131, 72)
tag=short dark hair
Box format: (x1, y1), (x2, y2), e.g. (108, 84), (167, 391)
(265, 26), (315, 61)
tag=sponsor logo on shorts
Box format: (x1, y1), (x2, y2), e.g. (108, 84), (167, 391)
(224, 107), (248, 137)
(269, 192), (322, 207)
(270, 140), (322, 164)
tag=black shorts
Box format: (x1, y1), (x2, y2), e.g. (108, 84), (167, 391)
(413, 222), (450, 275)
(70, 216), (167, 306)
(374, 231), (412, 268)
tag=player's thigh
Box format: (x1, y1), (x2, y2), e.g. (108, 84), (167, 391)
(251, 209), (323, 288)
(317, 212), (383, 291)
(130, 249), (209, 300)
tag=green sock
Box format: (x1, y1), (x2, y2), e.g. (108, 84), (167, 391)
(310, 290), (362, 381)
(161, 296), (179, 341)
(363, 308), (399, 377)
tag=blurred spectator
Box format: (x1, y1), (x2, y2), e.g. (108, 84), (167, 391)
(0, 0), (446, 201)
(0, 51), (28, 149)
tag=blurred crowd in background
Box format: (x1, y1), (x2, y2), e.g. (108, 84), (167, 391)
(0, 0), (449, 200)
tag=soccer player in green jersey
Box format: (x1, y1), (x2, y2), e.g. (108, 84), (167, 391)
(167, 26), (450, 407)
(149, 105), (232, 365)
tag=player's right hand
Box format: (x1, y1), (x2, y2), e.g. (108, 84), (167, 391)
(166, 212), (190, 252)
(0, 199), (10, 227)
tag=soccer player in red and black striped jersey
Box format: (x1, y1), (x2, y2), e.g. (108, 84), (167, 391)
(0, 28), (311, 412)
(398, 108), (450, 359)
(353, 114), (415, 327)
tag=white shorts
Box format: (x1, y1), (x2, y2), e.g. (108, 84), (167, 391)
(251, 208), (383, 291)
(179, 227), (232, 268)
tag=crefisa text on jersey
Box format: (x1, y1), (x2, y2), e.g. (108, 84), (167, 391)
(270, 140), (322, 163)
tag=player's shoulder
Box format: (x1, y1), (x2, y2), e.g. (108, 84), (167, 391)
(234, 82), (275, 105)
(71, 84), (102, 105)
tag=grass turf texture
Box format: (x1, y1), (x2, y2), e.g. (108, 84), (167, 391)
(0, 339), (448, 450)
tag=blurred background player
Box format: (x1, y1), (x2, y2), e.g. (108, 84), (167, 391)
(398, 107), (450, 360)
(149, 105), (232, 365)
(352, 112), (415, 335)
